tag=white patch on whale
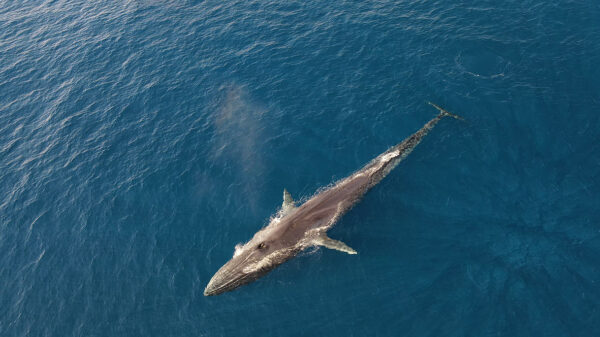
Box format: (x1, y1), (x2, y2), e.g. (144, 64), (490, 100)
(380, 150), (400, 163)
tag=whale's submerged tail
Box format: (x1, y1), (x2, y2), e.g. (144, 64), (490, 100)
(427, 101), (464, 121)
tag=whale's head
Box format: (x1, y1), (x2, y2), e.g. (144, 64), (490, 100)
(204, 228), (299, 296)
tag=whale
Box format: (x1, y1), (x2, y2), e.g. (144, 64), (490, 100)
(204, 102), (461, 296)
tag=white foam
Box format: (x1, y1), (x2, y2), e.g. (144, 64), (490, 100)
(233, 244), (243, 257)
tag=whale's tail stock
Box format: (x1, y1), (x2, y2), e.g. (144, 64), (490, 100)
(427, 101), (464, 121)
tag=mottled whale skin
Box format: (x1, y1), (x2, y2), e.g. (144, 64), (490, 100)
(204, 103), (460, 296)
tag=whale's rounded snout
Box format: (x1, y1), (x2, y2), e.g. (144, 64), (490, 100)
(203, 270), (230, 296)
(204, 260), (248, 296)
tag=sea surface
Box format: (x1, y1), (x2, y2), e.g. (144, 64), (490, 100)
(1, 0), (600, 336)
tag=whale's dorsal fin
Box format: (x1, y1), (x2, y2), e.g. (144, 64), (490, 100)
(282, 189), (295, 214)
(313, 234), (357, 255)
(283, 189), (294, 206)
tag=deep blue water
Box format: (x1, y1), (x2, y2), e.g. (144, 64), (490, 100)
(1, 0), (600, 336)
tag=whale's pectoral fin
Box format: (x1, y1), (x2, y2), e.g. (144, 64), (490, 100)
(313, 235), (357, 255)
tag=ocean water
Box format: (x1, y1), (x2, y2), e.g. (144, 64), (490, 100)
(1, 0), (600, 336)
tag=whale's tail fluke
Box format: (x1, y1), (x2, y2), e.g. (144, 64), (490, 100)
(427, 101), (464, 121)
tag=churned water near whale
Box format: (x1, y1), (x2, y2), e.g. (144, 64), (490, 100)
(1, 0), (600, 336)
